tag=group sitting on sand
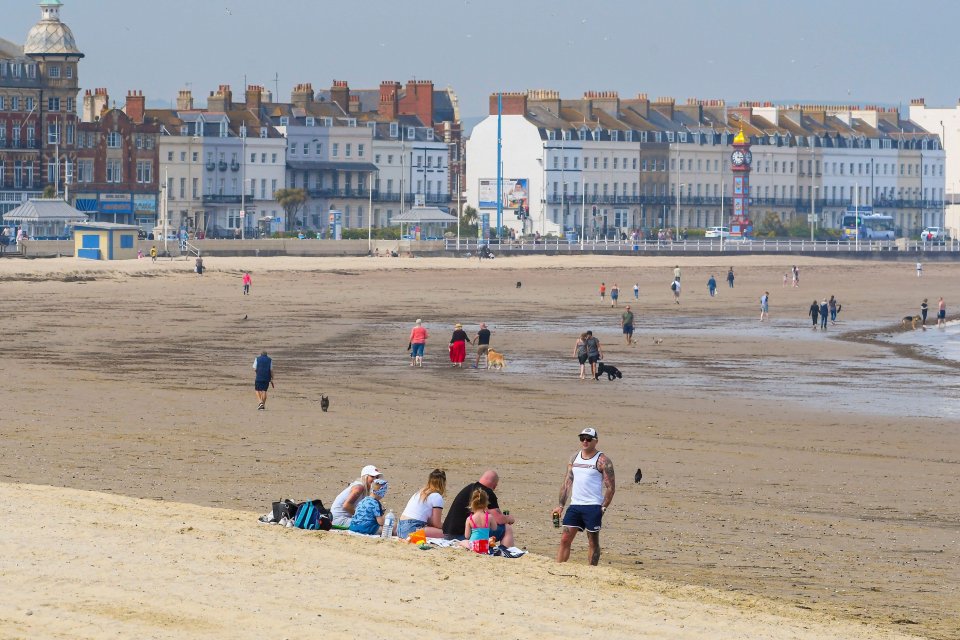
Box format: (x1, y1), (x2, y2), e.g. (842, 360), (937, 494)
(326, 466), (517, 549)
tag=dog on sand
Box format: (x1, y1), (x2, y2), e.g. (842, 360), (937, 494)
(486, 349), (505, 370)
(595, 362), (623, 381)
(652, 337), (663, 345)
(516, 281), (522, 288)
(901, 315), (922, 330)
(320, 395), (330, 412)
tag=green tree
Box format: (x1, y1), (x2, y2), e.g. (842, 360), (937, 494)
(274, 188), (307, 227)
(757, 212), (786, 237)
(42, 185), (57, 199)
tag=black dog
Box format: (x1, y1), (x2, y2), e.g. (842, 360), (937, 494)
(634, 468), (642, 484)
(594, 362), (623, 381)
(320, 395), (330, 412)
(516, 281), (522, 288)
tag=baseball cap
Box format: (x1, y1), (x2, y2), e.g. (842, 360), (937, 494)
(579, 427), (598, 439)
(361, 465), (382, 477)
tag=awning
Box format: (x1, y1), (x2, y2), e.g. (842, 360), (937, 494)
(285, 160), (378, 172)
(2, 199), (88, 222)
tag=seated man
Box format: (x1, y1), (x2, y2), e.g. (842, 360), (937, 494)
(441, 469), (515, 547)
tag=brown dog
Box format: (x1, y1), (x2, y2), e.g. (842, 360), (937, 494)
(901, 315), (922, 330)
(486, 349), (505, 370)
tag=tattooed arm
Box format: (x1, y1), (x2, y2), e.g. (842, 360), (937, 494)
(553, 454), (576, 514)
(598, 454), (616, 510)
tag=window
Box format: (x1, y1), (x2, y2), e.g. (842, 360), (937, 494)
(358, 144), (364, 157)
(179, 177), (185, 197)
(345, 143), (352, 157)
(66, 98), (74, 113)
(315, 143), (321, 155)
(407, 127), (415, 139)
(332, 143), (339, 157)
(107, 131), (121, 148)
(48, 97), (60, 112)
(290, 142), (297, 155)
(106, 159), (122, 183)
(11, 96), (19, 111)
(279, 117), (289, 126)
(47, 121), (59, 144)
(137, 161), (153, 184)
(389, 122), (399, 138)
(48, 66), (60, 78)
(65, 66), (73, 79)
(271, 153), (277, 163)
(306, 117), (315, 127)
(250, 153), (256, 163)
(192, 177), (198, 198)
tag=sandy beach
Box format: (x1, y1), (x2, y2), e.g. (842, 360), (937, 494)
(1, 254), (957, 639)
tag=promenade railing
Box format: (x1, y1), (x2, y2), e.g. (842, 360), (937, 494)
(445, 238), (960, 254)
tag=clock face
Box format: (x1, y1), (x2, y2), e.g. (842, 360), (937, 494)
(731, 150), (745, 166)
(744, 151), (753, 165)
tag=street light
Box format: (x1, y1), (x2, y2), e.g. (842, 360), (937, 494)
(676, 183), (685, 241)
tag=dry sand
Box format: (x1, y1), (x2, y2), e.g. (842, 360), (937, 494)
(0, 254), (957, 639)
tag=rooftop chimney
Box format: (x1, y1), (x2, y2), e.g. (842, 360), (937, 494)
(401, 79), (434, 125)
(379, 81), (401, 120)
(124, 90), (145, 124)
(176, 89), (194, 111)
(246, 85), (263, 112)
(81, 87), (109, 123)
(207, 84), (233, 112)
(330, 79), (350, 113)
(291, 83), (314, 110)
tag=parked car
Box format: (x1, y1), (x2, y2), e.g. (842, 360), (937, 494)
(705, 226), (730, 238)
(921, 227), (946, 243)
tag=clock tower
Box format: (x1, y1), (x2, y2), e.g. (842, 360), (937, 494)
(729, 124), (753, 238)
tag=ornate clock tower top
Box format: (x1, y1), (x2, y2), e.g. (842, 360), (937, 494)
(730, 124), (752, 172)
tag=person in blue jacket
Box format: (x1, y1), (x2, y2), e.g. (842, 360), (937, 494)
(707, 275), (717, 297)
(253, 350), (273, 410)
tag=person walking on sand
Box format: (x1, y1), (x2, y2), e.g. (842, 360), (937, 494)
(633, 282), (639, 300)
(621, 306), (635, 345)
(448, 323), (469, 367)
(783, 272), (789, 288)
(242, 272), (252, 295)
(584, 331), (603, 379)
(610, 283), (619, 307)
(670, 278), (681, 304)
(252, 350), (273, 410)
(829, 295), (838, 324)
(920, 298), (929, 331)
(574, 332), (589, 380)
(707, 275), (717, 297)
(599, 282), (606, 303)
(195, 255), (204, 276)
(553, 427), (615, 566)
(760, 291), (769, 322)
(409, 319), (428, 367)
(150, 245), (158, 262)
(809, 300), (820, 330)
(673, 265), (682, 282)
(727, 267), (735, 288)
(820, 299), (829, 330)
(792, 265), (800, 288)
(472, 322), (491, 369)
(916, 261), (923, 278)
(938, 297), (946, 328)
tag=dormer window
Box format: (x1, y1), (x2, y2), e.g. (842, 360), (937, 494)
(389, 122), (398, 138)
(347, 118), (357, 127)
(407, 126), (415, 140)
(305, 117), (315, 127)
(219, 121), (228, 138)
(563, 130), (572, 141)
(367, 121), (377, 131)
(624, 130), (632, 142)
(547, 130), (556, 141)
(426, 129), (434, 140)
(279, 116), (289, 127)
(666, 131), (674, 142)
(322, 117), (333, 127)
(592, 128), (601, 141)
(610, 130), (618, 142)
(260, 127), (268, 138)
(239, 125), (247, 138)
(678, 132), (687, 143)
(180, 125), (188, 136)
(578, 127), (587, 141)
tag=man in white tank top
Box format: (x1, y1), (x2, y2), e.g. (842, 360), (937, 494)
(552, 427), (616, 566)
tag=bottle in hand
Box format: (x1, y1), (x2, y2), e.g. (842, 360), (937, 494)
(552, 511), (561, 528)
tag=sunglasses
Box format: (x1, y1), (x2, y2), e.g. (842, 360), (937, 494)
(579, 435), (595, 442)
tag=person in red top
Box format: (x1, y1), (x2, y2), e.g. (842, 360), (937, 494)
(242, 272), (252, 295)
(599, 282), (606, 303)
(409, 319), (428, 367)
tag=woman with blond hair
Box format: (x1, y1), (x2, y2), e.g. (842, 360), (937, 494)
(398, 469), (447, 539)
(449, 323), (469, 367)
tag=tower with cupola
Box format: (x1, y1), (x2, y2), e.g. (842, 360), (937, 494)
(729, 124), (753, 238)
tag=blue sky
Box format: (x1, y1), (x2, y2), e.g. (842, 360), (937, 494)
(5, 0), (960, 118)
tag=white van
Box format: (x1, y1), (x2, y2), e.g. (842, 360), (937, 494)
(705, 226), (729, 238)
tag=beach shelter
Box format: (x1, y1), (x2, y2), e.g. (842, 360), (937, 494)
(72, 222), (140, 260)
(2, 198), (88, 240)
(392, 206), (457, 240)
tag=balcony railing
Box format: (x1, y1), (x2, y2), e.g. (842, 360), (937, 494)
(306, 189), (450, 204)
(543, 194), (946, 211)
(202, 194), (243, 204)
(0, 140), (41, 150)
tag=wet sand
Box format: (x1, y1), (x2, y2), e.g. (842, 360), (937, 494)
(0, 255), (957, 638)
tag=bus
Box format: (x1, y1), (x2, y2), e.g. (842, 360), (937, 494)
(840, 213), (895, 241)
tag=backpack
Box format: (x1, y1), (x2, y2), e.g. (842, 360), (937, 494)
(294, 499), (332, 531)
(272, 499), (299, 522)
(670, 281), (677, 292)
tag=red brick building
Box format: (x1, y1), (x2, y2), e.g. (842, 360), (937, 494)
(72, 89), (160, 226)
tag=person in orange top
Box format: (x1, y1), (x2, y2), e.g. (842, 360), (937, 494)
(599, 282), (606, 303)
(408, 319), (429, 367)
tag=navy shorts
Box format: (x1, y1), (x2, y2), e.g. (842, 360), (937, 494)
(492, 523), (506, 540)
(588, 355), (599, 364)
(938, 310), (946, 319)
(411, 343), (425, 357)
(255, 380), (270, 392)
(562, 504), (603, 532)
(622, 324), (634, 334)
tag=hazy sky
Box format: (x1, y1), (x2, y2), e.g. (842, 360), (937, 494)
(6, 0), (960, 119)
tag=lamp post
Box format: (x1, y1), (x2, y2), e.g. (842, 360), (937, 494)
(240, 126), (246, 240)
(676, 183), (685, 241)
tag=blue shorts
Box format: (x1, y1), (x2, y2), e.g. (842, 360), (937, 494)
(397, 519), (427, 539)
(492, 523), (506, 541)
(938, 310), (946, 319)
(622, 324), (633, 335)
(254, 380), (270, 392)
(562, 504), (603, 532)
(411, 343), (425, 357)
